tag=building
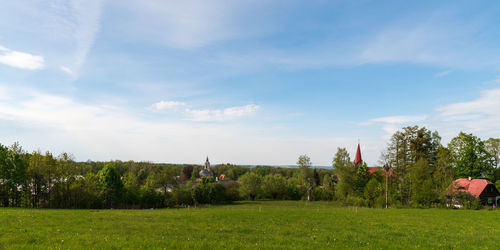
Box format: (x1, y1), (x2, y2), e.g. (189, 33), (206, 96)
(199, 157), (213, 178)
(354, 143), (393, 176)
(354, 143), (363, 166)
(447, 178), (500, 206)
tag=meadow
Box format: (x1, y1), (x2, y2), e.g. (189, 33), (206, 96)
(0, 201), (498, 249)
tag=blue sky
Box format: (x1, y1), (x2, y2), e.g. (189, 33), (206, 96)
(1, 0), (500, 166)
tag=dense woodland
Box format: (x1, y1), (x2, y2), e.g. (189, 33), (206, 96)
(1, 126), (499, 209)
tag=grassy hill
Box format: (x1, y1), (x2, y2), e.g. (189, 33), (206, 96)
(1, 201), (498, 249)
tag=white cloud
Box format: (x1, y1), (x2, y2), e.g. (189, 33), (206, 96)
(151, 100), (186, 110)
(60, 66), (73, 75)
(185, 104), (259, 122)
(114, 0), (278, 50)
(69, 0), (104, 74)
(0, 84), (363, 165)
(363, 88), (500, 143)
(436, 88), (500, 117)
(0, 45), (44, 70)
(361, 115), (427, 126)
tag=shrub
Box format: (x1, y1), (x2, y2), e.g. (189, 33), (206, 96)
(222, 181), (240, 201)
(238, 172), (262, 200)
(192, 182), (226, 205)
(172, 185), (194, 207)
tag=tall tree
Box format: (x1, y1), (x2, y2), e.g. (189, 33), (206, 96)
(385, 126), (441, 205)
(333, 148), (355, 198)
(411, 158), (434, 207)
(97, 163), (124, 208)
(238, 172), (262, 200)
(448, 132), (494, 179)
(433, 146), (455, 194)
(484, 138), (500, 169)
(297, 155), (312, 182)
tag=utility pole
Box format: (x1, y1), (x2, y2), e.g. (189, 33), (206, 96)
(384, 163), (391, 208)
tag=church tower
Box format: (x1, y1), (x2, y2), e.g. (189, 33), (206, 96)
(354, 143), (363, 166)
(204, 156), (210, 170)
(199, 156), (213, 178)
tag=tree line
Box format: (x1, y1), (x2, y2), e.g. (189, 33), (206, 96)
(333, 127), (500, 208)
(1, 126), (499, 209)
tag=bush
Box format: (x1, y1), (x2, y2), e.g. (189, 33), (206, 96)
(192, 182), (226, 205)
(140, 186), (163, 208)
(313, 186), (335, 201)
(222, 181), (240, 201)
(172, 185), (194, 207)
(344, 196), (367, 207)
(238, 172), (262, 200)
(261, 174), (287, 200)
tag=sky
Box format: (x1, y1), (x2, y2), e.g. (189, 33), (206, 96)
(1, 0), (500, 166)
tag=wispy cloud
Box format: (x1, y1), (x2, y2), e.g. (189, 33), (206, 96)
(0, 45), (44, 70)
(361, 115), (427, 126)
(0, 83), (358, 165)
(59, 66), (73, 75)
(363, 88), (500, 141)
(185, 104), (259, 122)
(436, 88), (500, 117)
(151, 101), (186, 110)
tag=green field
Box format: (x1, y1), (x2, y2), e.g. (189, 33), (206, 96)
(0, 201), (498, 249)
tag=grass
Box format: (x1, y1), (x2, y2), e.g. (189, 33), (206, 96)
(0, 201), (498, 249)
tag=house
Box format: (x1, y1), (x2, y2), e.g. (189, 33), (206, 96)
(447, 178), (500, 206)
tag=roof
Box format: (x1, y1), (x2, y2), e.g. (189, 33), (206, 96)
(450, 178), (493, 197)
(367, 167), (394, 176)
(199, 169), (212, 177)
(354, 143), (362, 165)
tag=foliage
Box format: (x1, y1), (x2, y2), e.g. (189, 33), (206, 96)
(238, 172), (262, 200)
(296, 154), (312, 182)
(364, 178), (382, 207)
(261, 174), (287, 199)
(448, 132), (493, 179)
(484, 138), (500, 168)
(333, 147), (355, 199)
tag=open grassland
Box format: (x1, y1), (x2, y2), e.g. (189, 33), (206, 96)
(0, 201), (498, 249)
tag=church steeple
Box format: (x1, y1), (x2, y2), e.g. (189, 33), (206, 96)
(204, 156), (210, 170)
(354, 143), (363, 166)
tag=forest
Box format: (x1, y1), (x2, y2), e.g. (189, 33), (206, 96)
(1, 126), (499, 209)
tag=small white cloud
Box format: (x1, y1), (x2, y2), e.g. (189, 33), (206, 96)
(185, 104), (259, 122)
(435, 70), (452, 77)
(436, 88), (500, 117)
(60, 66), (73, 75)
(361, 115), (427, 126)
(0, 45), (44, 70)
(151, 101), (186, 110)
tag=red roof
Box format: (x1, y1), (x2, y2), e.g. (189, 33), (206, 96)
(354, 143), (362, 166)
(450, 178), (493, 197)
(367, 167), (394, 176)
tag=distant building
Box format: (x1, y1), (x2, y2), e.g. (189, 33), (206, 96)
(354, 143), (393, 176)
(447, 178), (500, 206)
(199, 157), (213, 178)
(354, 143), (363, 166)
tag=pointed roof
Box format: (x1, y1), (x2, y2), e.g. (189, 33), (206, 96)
(354, 143), (362, 166)
(449, 178), (494, 197)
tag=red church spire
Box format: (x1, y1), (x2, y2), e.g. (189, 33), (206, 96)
(354, 143), (363, 166)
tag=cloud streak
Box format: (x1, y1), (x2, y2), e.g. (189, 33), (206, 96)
(0, 45), (44, 70)
(184, 104), (259, 122)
